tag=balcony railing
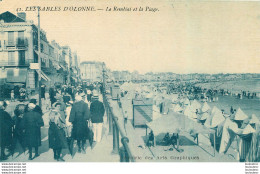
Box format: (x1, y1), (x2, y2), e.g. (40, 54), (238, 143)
(0, 59), (34, 67)
(2, 38), (29, 50)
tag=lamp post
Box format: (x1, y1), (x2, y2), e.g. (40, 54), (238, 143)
(37, 7), (42, 108)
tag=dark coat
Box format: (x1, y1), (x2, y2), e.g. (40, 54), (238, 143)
(90, 100), (105, 123)
(48, 122), (67, 150)
(13, 104), (26, 146)
(48, 110), (67, 150)
(25, 105), (43, 117)
(22, 111), (44, 147)
(49, 88), (57, 103)
(0, 109), (13, 147)
(69, 100), (90, 141)
(41, 87), (45, 99)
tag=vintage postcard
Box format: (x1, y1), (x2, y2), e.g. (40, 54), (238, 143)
(0, 0), (259, 166)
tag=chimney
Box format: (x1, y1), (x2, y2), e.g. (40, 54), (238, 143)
(17, 12), (26, 21)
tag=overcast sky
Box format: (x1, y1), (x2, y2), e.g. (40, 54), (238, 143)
(1, 0), (260, 74)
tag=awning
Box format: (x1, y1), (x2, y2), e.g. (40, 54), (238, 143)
(71, 76), (77, 82)
(40, 71), (51, 81)
(53, 63), (61, 70)
(59, 64), (66, 70)
(6, 68), (27, 83)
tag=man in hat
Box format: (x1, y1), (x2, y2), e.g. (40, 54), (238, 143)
(90, 92), (105, 144)
(25, 99), (43, 116)
(69, 95), (90, 153)
(22, 103), (44, 160)
(0, 101), (13, 160)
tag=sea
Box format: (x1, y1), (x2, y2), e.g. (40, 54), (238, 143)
(195, 79), (260, 93)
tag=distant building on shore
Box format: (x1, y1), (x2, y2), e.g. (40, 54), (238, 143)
(80, 61), (105, 83)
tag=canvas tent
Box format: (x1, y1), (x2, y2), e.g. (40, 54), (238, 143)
(200, 112), (210, 120)
(190, 99), (201, 112)
(242, 124), (256, 134)
(184, 106), (197, 119)
(234, 108), (248, 121)
(205, 109), (225, 128)
(184, 98), (190, 106)
(211, 106), (221, 115)
(250, 114), (260, 124)
(174, 104), (183, 113)
(201, 102), (211, 113)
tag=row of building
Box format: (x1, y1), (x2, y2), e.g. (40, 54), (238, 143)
(0, 11), (81, 91)
(110, 71), (260, 83)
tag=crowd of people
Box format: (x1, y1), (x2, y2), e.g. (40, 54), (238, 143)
(0, 83), (105, 161)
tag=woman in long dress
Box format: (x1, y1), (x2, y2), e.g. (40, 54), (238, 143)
(48, 102), (67, 161)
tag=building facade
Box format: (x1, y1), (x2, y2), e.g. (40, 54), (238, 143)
(0, 11), (77, 92)
(80, 61), (104, 83)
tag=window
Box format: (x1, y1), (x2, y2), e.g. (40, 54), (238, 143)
(19, 51), (25, 65)
(18, 31), (25, 45)
(8, 51), (15, 65)
(41, 43), (44, 53)
(8, 31), (15, 46)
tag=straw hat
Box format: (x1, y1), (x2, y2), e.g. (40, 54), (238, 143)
(75, 95), (82, 101)
(28, 103), (36, 109)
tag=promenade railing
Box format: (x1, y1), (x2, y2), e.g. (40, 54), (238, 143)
(102, 92), (135, 162)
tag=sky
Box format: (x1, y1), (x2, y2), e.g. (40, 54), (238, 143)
(1, 0), (260, 74)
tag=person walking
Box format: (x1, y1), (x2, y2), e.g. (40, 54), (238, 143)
(65, 101), (73, 155)
(13, 103), (27, 153)
(90, 93), (105, 144)
(0, 101), (13, 160)
(48, 102), (67, 161)
(49, 86), (57, 106)
(22, 103), (44, 160)
(69, 95), (90, 153)
(25, 99), (43, 116)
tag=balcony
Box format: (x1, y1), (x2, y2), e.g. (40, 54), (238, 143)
(2, 38), (29, 50)
(0, 59), (34, 67)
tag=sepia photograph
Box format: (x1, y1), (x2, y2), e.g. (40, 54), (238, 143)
(0, 0), (259, 170)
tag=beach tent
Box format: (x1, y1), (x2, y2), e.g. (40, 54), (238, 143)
(234, 108), (248, 121)
(190, 99), (201, 112)
(145, 92), (154, 99)
(174, 104), (183, 113)
(211, 106), (221, 115)
(201, 102), (211, 113)
(184, 98), (190, 106)
(154, 95), (163, 106)
(249, 114), (260, 124)
(146, 113), (185, 135)
(242, 124), (256, 134)
(184, 106), (197, 119)
(171, 94), (179, 103)
(205, 109), (225, 128)
(179, 98), (185, 104)
(200, 112), (210, 120)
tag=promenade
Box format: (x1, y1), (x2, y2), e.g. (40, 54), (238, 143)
(2, 92), (242, 162)
(3, 94), (120, 162)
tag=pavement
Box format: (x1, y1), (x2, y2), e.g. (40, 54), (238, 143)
(3, 94), (120, 162)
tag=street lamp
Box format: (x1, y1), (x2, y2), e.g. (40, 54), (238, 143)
(37, 7), (42, 108)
